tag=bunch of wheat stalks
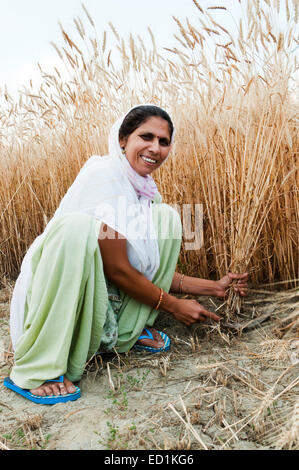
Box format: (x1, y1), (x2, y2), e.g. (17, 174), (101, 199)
(0, 1), (298, 318)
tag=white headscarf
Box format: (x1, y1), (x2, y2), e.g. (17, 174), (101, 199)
(10, 105), (175, 349)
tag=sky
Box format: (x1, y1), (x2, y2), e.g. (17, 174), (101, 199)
(0, 0), (244, 98)
(0, 0), (296, 100)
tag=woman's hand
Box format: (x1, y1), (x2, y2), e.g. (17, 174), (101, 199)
(172, 299), (221, 326)
(215, 273), (248, 298)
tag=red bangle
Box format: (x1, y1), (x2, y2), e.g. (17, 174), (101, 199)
(154, 288), (164, 311)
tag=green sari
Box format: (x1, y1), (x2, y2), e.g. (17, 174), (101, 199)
(10, 203), (182, 389)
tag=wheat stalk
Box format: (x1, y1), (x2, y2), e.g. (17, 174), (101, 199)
(168, 397), (208, 450)
(271, 400), (299, 449)
(81, 3), (94, 27)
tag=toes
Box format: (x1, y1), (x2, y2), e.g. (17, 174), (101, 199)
(43, 385), (55, 396)
(30, 387), (46, 397)
(30, 379), (76, 397)
(57, 384), (67, 395)
(52, 384), (64, 396)
(151, 329), (164, 343)
(31, 384), (54, 396)
(152, 330), (164, 347)
(138, 328), (164, 348)
(63, 378), (77, 394)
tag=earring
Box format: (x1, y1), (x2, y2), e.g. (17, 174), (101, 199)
(121, 147), (126, 155)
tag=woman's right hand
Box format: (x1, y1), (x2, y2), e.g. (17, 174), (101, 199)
(172, 299), (221, 326)
(98, 226), (221, 326)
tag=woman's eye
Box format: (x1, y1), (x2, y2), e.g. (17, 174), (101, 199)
(140, 134), (170, 146)
(140, 134), (152, 140)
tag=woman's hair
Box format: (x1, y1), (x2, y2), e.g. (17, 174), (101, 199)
(119, 105), (174, 142)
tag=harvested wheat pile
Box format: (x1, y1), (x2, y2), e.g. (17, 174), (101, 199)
(0, 285), (298, 450)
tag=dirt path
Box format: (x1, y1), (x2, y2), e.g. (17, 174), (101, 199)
(0, 286), (298, 450)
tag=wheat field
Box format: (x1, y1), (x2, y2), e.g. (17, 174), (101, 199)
(0, 1), (299, 450)
(0, 0), (298, 289)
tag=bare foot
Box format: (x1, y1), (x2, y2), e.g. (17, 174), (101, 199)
(137, 328), (164, 349)
(30, 377), (77, 397)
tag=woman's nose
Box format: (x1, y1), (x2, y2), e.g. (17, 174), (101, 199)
(148, 138), (160, 153)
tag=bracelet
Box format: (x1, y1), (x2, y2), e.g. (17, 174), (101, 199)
(154, 288), (164, 311)
(179, 274), (185, 294)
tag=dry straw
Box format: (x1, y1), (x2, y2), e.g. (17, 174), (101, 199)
(268, 399), (299, 449)
(0, 1), (298, 322)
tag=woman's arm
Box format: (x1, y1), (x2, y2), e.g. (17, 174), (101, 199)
(171, 272), (248, 298)
(98, 225), (220, 326)
(99, 225), (178, 313)
(171, 272), (220, 296)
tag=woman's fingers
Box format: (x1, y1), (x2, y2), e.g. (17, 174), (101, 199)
(234, 287), (247, 296)
(229, 272), (248, 282)
(201, 309), (221, 322)
(228, 272), (248, 296)
(177, 300), (221, 325)
(194, 305), (220, 323)
(235, 281), (248, 296)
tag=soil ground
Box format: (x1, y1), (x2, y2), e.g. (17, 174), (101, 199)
(0, 284), (298, 451)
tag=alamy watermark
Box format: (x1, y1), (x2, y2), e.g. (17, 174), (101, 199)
(96, 197), (204, 251)
(171, 203), (204, 251)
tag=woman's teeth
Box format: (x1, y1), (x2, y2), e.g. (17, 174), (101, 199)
(141, 156), (157, 164)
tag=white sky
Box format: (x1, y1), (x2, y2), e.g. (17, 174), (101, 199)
(0, 0), (244, 97)
(0, 0), (296, 99)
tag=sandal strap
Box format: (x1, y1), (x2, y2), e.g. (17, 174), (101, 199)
(137, 328), (154, 341)
(45, 375), (64, 384)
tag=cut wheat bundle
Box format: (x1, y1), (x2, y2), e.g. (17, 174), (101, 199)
(168, 0), (299, 319)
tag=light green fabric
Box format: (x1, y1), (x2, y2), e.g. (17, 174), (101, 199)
(10, 204), (182, 389)
(99, 279), (122, 352)
(11, 214), (107, 389)
(116, 203), (182, 352)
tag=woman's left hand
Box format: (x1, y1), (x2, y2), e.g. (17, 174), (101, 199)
(215, 273), (248, 298)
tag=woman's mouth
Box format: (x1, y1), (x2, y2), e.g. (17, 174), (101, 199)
(140, 155), (158, 166)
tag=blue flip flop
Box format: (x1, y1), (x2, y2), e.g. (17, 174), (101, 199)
(3, 376), (81, 405)
(133, 328), (171, 353)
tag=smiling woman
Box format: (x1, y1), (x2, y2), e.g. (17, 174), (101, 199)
(119, 106), (173, 176)
(4, 104), (248, 405)
(120, 117), (171, 176)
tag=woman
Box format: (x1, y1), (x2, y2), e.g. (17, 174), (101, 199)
(5, 105), (248, 404)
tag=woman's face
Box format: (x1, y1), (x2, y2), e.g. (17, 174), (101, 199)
(119, 116), (172, 177)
